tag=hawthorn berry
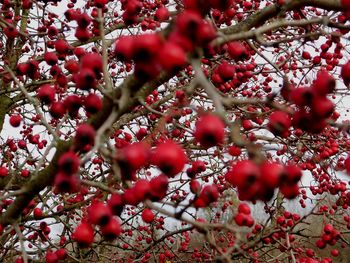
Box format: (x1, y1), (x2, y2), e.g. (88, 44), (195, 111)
(142, 208), (155, 223)
(58, 151), (80, 174)
(151, 140), (186, 177)
(9, 115), (22, 127)
(87, 201), (112, 226)
(194, 113), (225, 148)
(84, 93), (103, 114)
(100, 217), (122, 240)
(72, 222), (94, 247)
(74, 124), (96, 150)
(267, 111), (291, 137)
(0, 167), (8, 177)
(37, 85), (55, 104)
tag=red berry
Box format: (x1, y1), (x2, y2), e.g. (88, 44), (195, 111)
(238, 203), (251, 215)
(75, 124), (96, 149)
(49, 101), (66, 119)
(9, 114), (22, 127)
(227, 41), (249, 61)
(312, 69), (335, 96)
(155, 7), (169, 22)
(114, 36), (135, 61)
(33, 208), (43, 219)
(45, 251), (59, 263)
(73, 222), (94, 247)
(158, 42), (187, 72)
(84, 93), (103, 114)
(0, 167), (8, 177)
(142, 208), (155, 223)
(100, 217), (121, 240)
(108, 193), (124, 216)
(217, 61), (235, 80)
(149, 174), (169, 201)
(55, 39), (70, 54)
(80, 52), (103, 75)
(268, 111), (291, 137)
(341, 61), (350, 86)
(37, 84), (55, 104)
(260, 161), (284, 189)
(58, 151), (80, 174)
(75, 68), (97, 90)
(151, 140), (187, 177)
(44, 52), (58, 66)
(190, 180), (201, 194)
(118, 142), (150, 171)
(194, 114), (225, 148)
(87, 201), (112, 226)
(133, 179), (151, 202)
(133, 33), (163, 62)
(55, 248), (67, 260)
(225, 160), (260, 189)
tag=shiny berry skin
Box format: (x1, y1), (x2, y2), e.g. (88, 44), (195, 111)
(55, 249), (67, 260)
(75, 68), (97, 91)
(158, 42), (187, 72)
(9, 115), (22, 127)
(33, 208), (43, 219)
(155, 7), (169, 22)
(217, 61), (235, 80)
(283, 164), (302, 184)
(119, 142), (149, 171)
(72, 222), (94, 247)
(87, 201), (112, 226)
(132, 34), (163, 62)
(190, 180), (201, 194)
(100, 217), (122, 240)
(227, 41), (249, 61)
(198, 184), (219, 205)
(55, 39), (70, 54)
(0, 167), (8, 177)
(225, 160), (260, 189)
(54, 172), (80, 193)
(142, 208), (155, 223)
(133, 179), (151, 202)
(238, 203), (251, 215)
(194, 114), (225, 148)
(151, 140), (187, 177)
(228, 145), (241, 156)
(280, 183), (299, 199)
(64, 95), (82, 118)
(74, 28), (91, 43)
(175, 11), (202, 38)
